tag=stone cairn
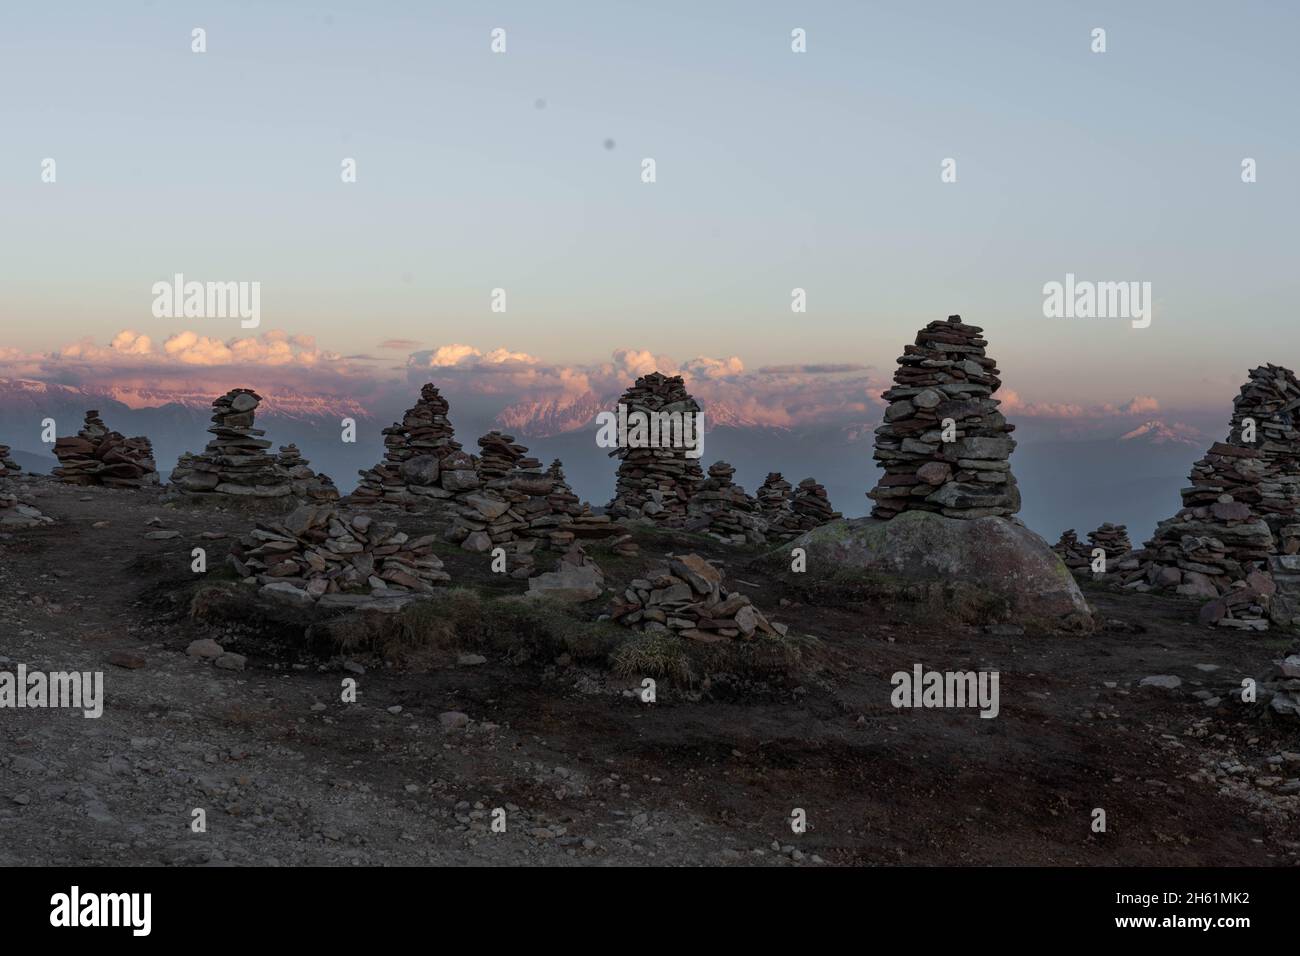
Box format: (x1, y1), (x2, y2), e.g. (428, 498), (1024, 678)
(1128, 368), (1300, 628)
(607, 553), (788, 643)
(448, 433), (624, 576)
(1087, 523), (1138, 576)
(1255, 650), (1300, 719)
(756, 473), (801, 539)
(350, 383), (471, 506)
(686, 461), (767, 545)
(1051, 530), (1090, 570)
(607, 372), (705, 526)
(791, 477), (842, 531)
(52, 411), (159, 488)
(174, 389), (330, 501)
(229, 503), (449, 609)
(550, 459), (637, 556)
(868, 315), (1019, 520)
(0, 444), (22, 478)
(276, 444), (339, 502)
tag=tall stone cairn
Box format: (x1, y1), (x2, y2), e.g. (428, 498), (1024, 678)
(0, 444), (22, 478)
(868, 315), (1019, 520)
(686, 461), (767, 545)
(175, 389), (298, 499)
(350, 383), (468, 506)
(52, 410), (159, 488)
(1128, 368), (1300, 628)
(607, 372), (705, 526)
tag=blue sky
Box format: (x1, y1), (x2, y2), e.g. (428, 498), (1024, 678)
(2, 0), (1297, 413)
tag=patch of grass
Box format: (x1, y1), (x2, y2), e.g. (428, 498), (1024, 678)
(611, 631), (692, 684)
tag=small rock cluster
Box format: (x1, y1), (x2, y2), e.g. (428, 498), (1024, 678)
(52, 411), (159, 488)
(607, 372), (705, 526)
(756, 473), (802, 538)
(1257, 651), (1300, 718)
(0, 492), (53, 528)
(686, 461), (766, 545)
(350, 383), (470, 506)
(868, 314), (1019, 520)
(607, 553), (788, 643)
(0, 444), (22, 478)
(1087, 523), (1132, 558)
(174, 389), (331, 501)
(276, 444), (339, 502)
(229, 503), (450, 608)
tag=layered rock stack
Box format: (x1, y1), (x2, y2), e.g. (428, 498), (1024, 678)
(544, 459), (628, 548)
(52, 411), (159, 488)
(607, 372), (705, 526)
(276, 444), (339, 502)
(175, 390), (299, 500)
(791, 477), (842, 531)
(1228, 364), (1300, 529)
(0, 493), (53, 528)
(1087, 523), (1137, 574)
(756, 473), (802, 539)
(1051, 530), (1090, 570)
(476, 430), (539, 479)
(868, 315), (1019, 520)
(229, 503), (450, 608)
(686, 461), (767, 545)
(0, 444), (21, 478)
(1255, 650), (1300, 718)
(607, 553), (788, 643)
(350, 383), (470, 506)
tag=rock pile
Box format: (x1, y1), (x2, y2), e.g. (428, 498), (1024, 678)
(175, 389), (319, 501)
(608, 553), (788, 642)
(350, 383), (470, 506)
(526, 541), (605, 604)
(52, 411), (159, 488)
(1226, 365), (1300, 531)
(686, 461), (766, 545)
(791, 478), (842, 531)
(1051, 530), (1090, 570)
(0, 492), (53, 528)
(1256, 651), (1300, 718)
(868, 314), (1019, 520)
(229, 503), (450, 607)
(756, 473), (802, 539)
(1088, 523), (1132, 558)
(0, 445), (21, 478)
(276, 444), (339, 502)
(607, 372), (705, 526)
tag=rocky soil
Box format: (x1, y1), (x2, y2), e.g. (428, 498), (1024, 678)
(2, 477), (1298, 866)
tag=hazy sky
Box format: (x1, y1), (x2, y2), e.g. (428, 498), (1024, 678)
(2, 0), (1297, 414)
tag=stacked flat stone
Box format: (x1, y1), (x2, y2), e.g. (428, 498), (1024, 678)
(526, 541), (606, 603)
(175, 390), (295, 499)
(1087, 523), (1138, 575)
(607, 553), (788, 643)
(1051, 530), (1090, 570)
(868, 315), (1019, 520)
(52, 411), (159, 488)
(350, 383), (469, 505)
(756, 473), (802, 539)
(543, 459), (623, 545)
(791, 477), (842, 531)
(1228, 365), (1300, 531)
(277, 444), (339, 502)
(0, 444), (22, 477)
(477, 431), (539, 480)
(0, 493), (53, 528)
(607, 372), (705, 526)
(229, 503), (449, 608)
(686, 461), (767, 545)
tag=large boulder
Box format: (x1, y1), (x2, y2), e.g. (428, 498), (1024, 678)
(768, 511), (1093, 632)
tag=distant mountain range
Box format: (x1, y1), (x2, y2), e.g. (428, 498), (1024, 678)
(0, 376), (1210, 544)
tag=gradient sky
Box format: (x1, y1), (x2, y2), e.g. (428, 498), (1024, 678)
(2, 0), (1298, 415)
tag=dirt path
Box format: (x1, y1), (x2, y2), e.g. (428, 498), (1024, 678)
(2, 477), (1298, 866)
